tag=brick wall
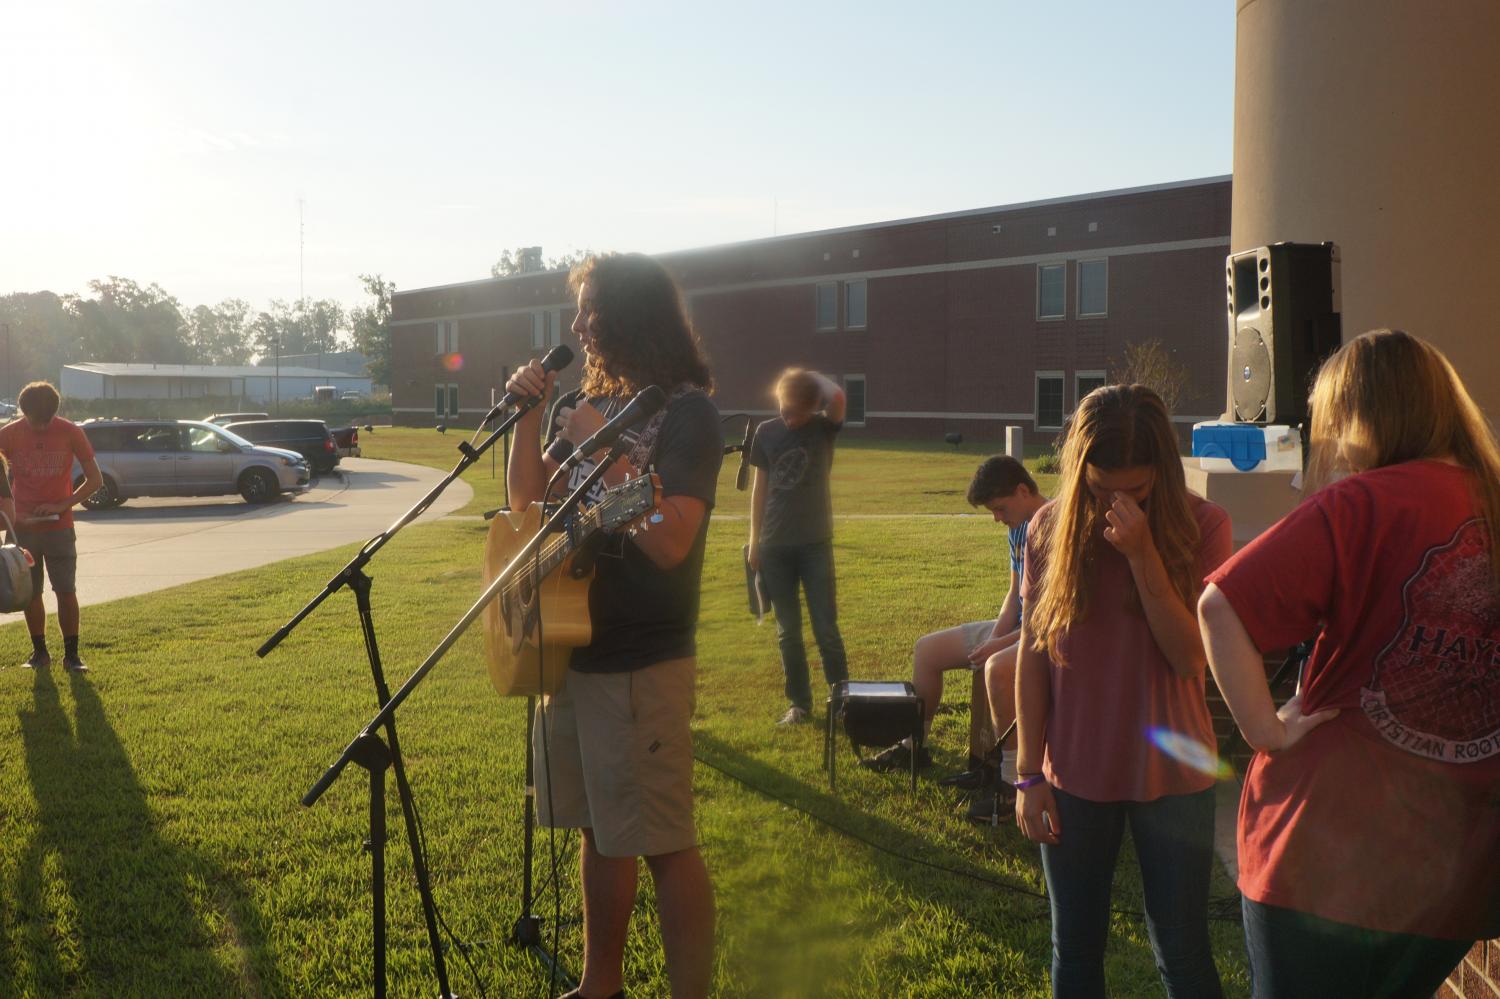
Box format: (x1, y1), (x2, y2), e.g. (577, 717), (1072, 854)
(1436, 940), (1500, 999)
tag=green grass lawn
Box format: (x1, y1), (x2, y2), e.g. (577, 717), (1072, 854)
(0, 433), (1251, 997)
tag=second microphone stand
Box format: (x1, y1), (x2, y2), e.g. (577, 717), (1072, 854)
(301, 439), (631, 996)
(259, 398), (544, 999)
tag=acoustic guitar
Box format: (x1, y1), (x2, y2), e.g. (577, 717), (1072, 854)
(482, 473), (661, 697)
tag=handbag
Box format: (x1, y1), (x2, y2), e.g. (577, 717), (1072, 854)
(0, 510), (35, 613)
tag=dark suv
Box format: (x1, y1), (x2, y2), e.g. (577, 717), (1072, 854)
(223, 419), (340, 474)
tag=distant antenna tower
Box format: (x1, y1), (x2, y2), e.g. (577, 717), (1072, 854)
(298, 196), (306, 304)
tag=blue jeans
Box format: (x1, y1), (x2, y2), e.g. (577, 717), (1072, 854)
(759, 541), (848, 711)
(1040, 787), (1222, 999)
(1242, 898), (1472, 999)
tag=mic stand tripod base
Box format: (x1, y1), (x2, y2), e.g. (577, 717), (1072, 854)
(511, 914), (542, 947)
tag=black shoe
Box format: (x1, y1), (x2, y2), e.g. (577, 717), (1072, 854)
(63, 655), (90, 674)
(859, 742), (933, 773)
(967, 782), (1017, 826)
(21, 651), (51, 670)
(938, 765), (995, 791)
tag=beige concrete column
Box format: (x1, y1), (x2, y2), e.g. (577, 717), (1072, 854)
(1232, 0), (1500, 421)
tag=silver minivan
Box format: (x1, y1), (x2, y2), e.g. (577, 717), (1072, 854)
(74, 420), (312, 507)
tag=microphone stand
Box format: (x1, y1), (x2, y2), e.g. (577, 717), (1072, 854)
(302, 440), (632, 992)
(722, 413), (754, 492)
(259, 397), (544, 999)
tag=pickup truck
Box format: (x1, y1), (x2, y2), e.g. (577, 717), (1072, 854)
(331, 425), (361, 458)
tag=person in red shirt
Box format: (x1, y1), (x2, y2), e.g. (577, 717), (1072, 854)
(1200, 329), (1500, 998)
(0, 382), (102, 671)
(1015, 384), (1230, 998)
(0, 451), (15, 536)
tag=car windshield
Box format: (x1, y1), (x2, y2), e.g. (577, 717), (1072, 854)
(186, 422), (253, 448)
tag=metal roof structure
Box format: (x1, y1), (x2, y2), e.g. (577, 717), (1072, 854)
(65, 362), (363, 379)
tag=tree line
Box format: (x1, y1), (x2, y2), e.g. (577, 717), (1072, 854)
(0, 246), (598, 399)
(0, 275), (394, 394)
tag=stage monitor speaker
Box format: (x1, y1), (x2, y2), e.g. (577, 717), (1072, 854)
(1224, 241), (1342, 426)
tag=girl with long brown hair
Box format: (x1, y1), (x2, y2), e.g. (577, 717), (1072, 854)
(1015, 384), (1230, 998)
(1201, 329), (1500, 997)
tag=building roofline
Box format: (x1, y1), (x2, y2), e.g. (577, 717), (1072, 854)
(64, 362), (369, 379)
(393, 174), (1231, 300)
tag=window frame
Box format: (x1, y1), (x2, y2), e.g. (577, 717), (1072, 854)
(1077, 258), (1108, 318)
(844, 279), (868, 330)
(1036, 263), (1067, 321)
(1074, 369), (1108, 410)
(434, 384), (446, 419)
(842, 374), (867, 428)
(1035, 370), (1066, 431)
(815, 282), (838, 332)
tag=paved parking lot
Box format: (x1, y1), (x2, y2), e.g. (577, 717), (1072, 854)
(7, 458), (475, 614)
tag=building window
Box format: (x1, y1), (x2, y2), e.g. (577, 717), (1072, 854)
(532, 311), (567, 349)
(434, 319), (458, 354)
(447, 384), (459, 418)
(434, 384), (446, 419)
(845, 280), (867, 329)
(1036, 371), (1065, 430)
(842, 375), (866, 426)
(815, 283), (838, 331)
(1078, 259), (1107, 317)
(1075, 370), (1108, 408)
(1037, 264), (1065, 320)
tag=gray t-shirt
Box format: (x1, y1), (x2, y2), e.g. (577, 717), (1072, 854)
(750, 414), (841, 547)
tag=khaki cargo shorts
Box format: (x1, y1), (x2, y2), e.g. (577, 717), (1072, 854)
(958, 620), (995, 670)
(533, 657), (697, 858)
(17, 528), (78, 595)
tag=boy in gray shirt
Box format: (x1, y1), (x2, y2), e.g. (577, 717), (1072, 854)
(747, 368), (849, 724)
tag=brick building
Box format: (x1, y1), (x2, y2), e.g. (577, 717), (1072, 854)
(389, 175), (1231, 439)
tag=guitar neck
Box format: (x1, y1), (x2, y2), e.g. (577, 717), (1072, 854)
(528, 508), (601, 580)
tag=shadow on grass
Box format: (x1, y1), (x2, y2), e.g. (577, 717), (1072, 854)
(694, 729), (1055, 992)
(2, 668), (289, 996)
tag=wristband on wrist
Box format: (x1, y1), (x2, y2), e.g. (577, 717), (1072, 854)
(1013, 774), (1047, 791)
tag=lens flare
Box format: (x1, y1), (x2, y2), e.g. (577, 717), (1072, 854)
(442, 352), (465, 373)
(1148, 727), (1234, 780)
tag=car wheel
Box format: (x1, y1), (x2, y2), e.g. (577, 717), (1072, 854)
(239, 468), (278, 503)
(79, 475), (120, 511)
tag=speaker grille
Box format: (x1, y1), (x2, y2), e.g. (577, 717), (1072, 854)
(1231, 325), (1271, 422)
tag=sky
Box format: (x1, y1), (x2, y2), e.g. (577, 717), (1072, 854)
(1, 1), (1235, 311)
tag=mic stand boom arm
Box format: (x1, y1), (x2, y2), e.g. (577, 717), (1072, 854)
(259, 395), (543, 999)
(258, 395), (543, 658)
(304, 438), (631, 806)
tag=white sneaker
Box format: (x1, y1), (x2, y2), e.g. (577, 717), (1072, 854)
(777, 706), (810, 726)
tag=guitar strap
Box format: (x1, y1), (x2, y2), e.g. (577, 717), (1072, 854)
(624, 383), (699, 474)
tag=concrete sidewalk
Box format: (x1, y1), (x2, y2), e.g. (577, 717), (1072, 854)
(4, 457), (474, 615)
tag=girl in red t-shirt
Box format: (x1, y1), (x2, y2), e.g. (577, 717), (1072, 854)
(1202, 329), (1500, 998)
(1016, 384), (1230, 998)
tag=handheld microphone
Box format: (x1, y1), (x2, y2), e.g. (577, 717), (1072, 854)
(482, 344), (574, 425)
(735, 415), (756, 491)
(554, 385), (668, 471)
